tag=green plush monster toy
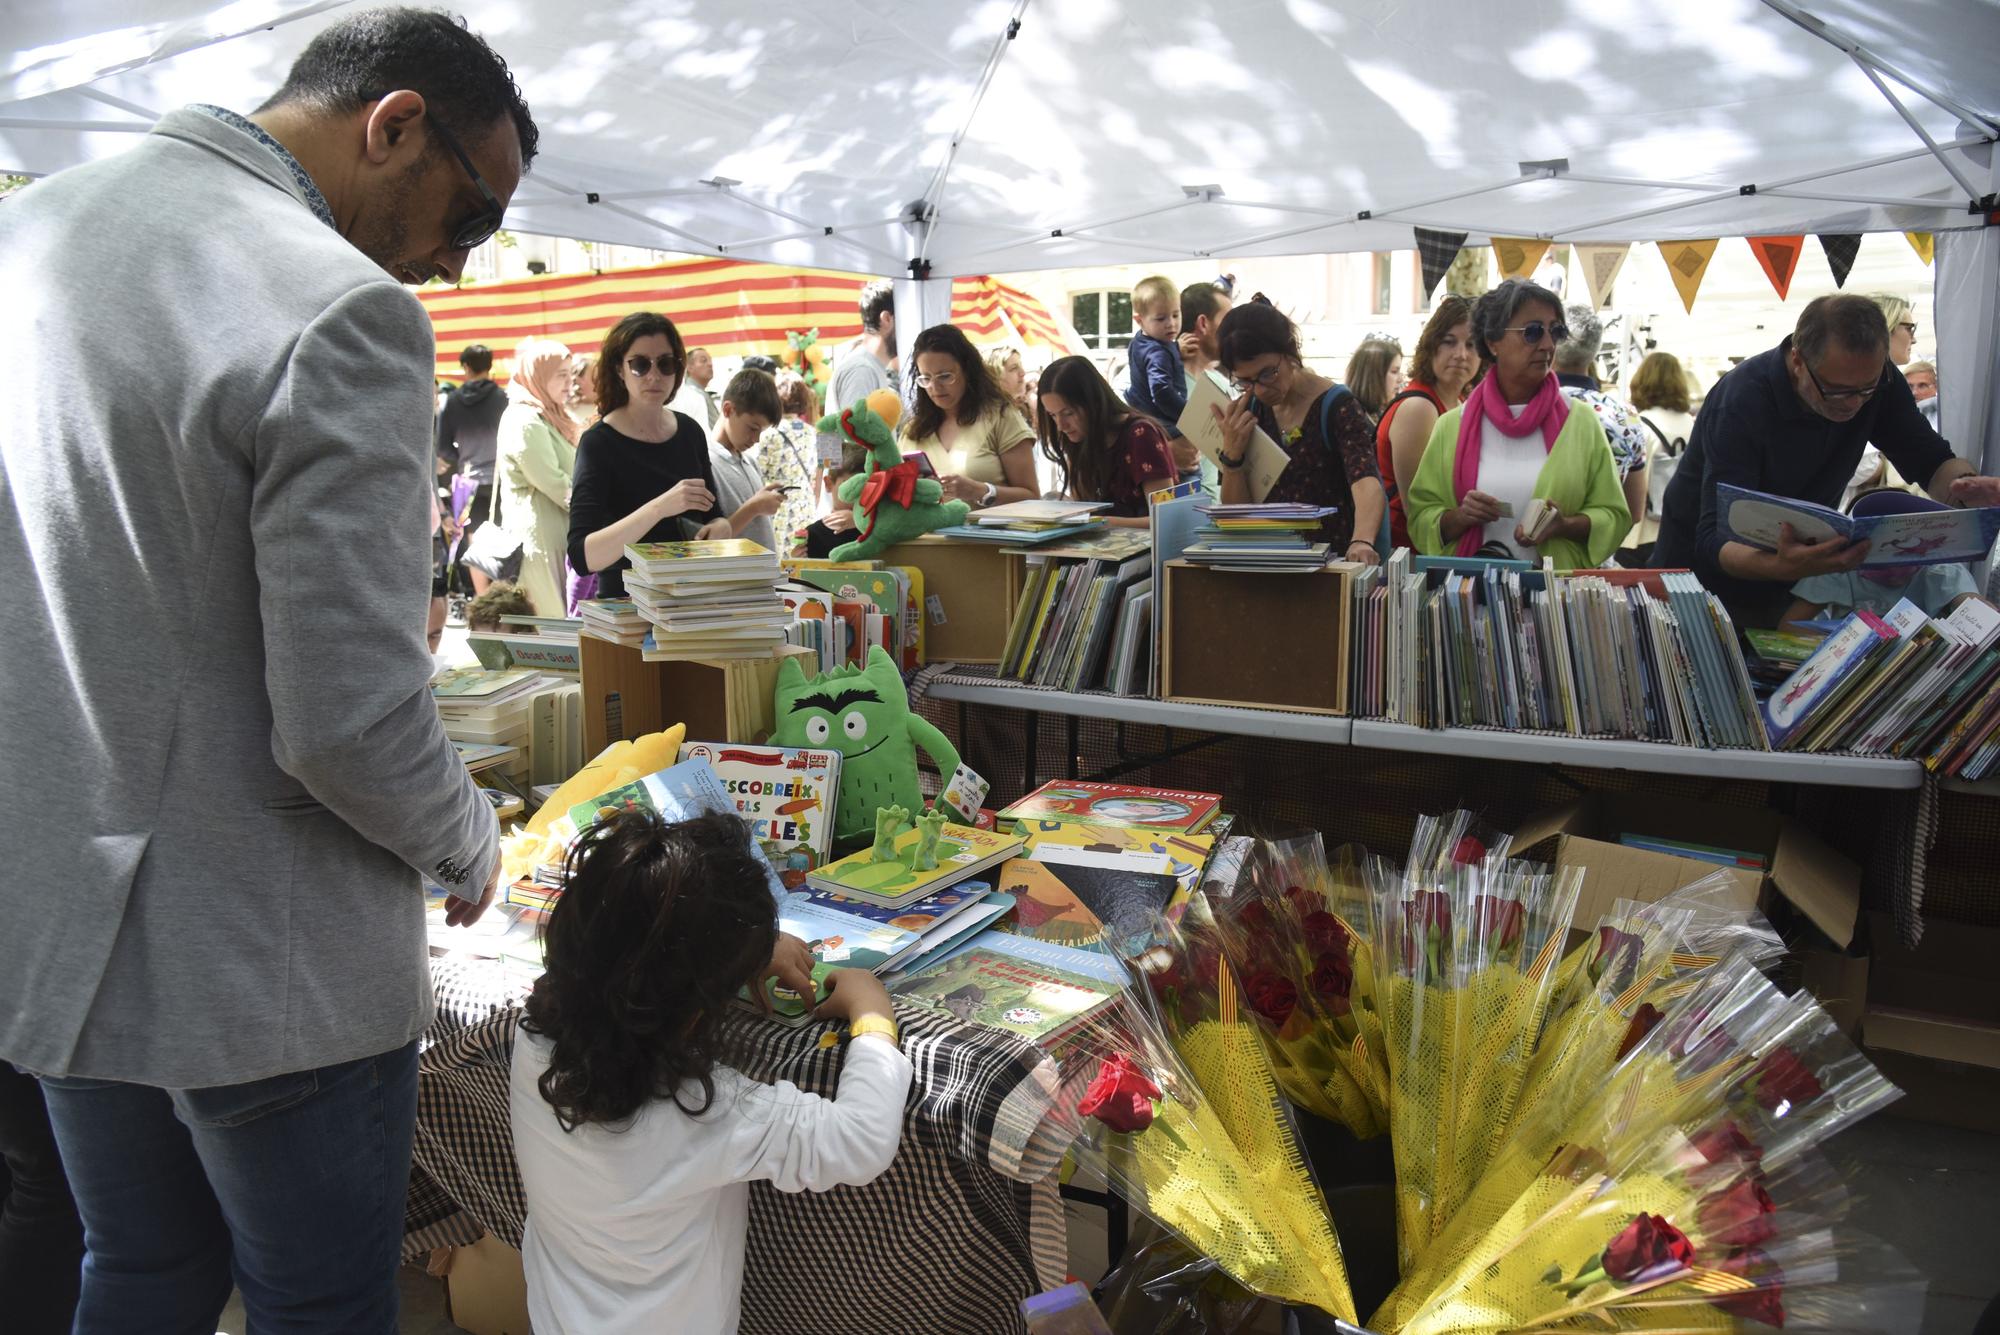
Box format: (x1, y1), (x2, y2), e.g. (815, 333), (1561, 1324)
(771, 646), (964, 848)
(819, 392), (970, 563)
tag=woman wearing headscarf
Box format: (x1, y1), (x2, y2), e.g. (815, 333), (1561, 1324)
(495, 336), (583, 618)
(1405, 279), (1629, 567)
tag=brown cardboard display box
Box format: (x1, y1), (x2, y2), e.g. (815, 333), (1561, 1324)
(879, 536), (1015, 664)
(442, 1234), (531, 1335)
(1511, 793), (1862, 948)
(1161, 561), (1356, 714)
(1858, 909), (2000, 1130)
(579, 638), (815, 757)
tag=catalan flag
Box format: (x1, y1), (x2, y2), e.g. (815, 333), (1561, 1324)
(415, 256), (1075, 383)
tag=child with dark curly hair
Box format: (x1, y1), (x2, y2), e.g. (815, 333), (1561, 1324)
(509, 809), (911, 1333)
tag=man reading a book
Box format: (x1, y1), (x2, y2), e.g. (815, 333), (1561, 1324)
(1655, 294), (2000, 628)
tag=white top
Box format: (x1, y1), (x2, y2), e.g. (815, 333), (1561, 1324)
(510, 1029), (912, 1335)
(708, 442), (776, 552)
(670, 383), (718, 442)
(1477, 406), (1547, 557)
(1638, 406), (1696, 517)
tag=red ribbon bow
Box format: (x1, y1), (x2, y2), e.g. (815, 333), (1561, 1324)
(856, 458), (921, 541)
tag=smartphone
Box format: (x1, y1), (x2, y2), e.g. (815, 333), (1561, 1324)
(908, 452), (939, 479)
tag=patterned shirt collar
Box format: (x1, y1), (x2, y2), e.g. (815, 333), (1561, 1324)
(191, 104), (334, 230)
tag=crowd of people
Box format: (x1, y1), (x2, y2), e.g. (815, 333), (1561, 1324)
(4, 7), (1997, 1335)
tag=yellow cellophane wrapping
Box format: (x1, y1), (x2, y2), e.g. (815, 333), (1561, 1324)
(1137, 1019), (1358, 1320)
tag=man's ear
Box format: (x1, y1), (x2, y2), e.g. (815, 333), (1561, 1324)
(362, 89), (429, 167)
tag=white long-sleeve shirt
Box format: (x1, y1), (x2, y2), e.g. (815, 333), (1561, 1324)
(510, 1028), (912, 1335)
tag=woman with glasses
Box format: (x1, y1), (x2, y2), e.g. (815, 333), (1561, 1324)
(1841, 293), (1923, 504)
(1034, 356), (1178, 527)
(566, 312), (729, 598)
(902, 325), (1039, 510)
(1405, 279), (1629, 566)
(1209, 301), (1386, 564)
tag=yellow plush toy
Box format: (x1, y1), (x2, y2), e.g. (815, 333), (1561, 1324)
(499, 724), (687, 882)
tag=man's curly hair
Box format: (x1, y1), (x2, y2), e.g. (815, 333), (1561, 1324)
(521, 808), (778, 1130)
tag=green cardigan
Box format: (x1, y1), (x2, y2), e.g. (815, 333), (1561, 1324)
(1405, 402), (1632, 569)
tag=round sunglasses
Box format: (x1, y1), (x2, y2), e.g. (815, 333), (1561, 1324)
(625, 354), (683, 379)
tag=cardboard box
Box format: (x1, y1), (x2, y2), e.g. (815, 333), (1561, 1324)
(1795, 949), (1869, 1039)
(1857, 909), (2000, 1128)
(1511, 793), (1861, 947)
(879, 536), (1016, 664)
(443, 1233), (530, 1335)
(1858, 1047), (2000, 1135)
(1863, 910), (2000, 1024)
(1160, 562), (1353, 715)
(579, 638), (815, 756)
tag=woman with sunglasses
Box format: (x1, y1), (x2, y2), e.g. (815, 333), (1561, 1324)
(901, 325), (1039, 510)
(1405, 279), (1629, 567)
(567, 312), (729, 598)
(1035, 356), (1178, 527)
(1209, 301), (1385, 564)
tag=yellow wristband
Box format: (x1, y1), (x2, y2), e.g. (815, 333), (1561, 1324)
(848, 1015), (900, 1045)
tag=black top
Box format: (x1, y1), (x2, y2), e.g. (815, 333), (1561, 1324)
(1247, 387), (1379, 551)
(566, 413), (725, 598)
(435, 378), (506, 482)
(1654, 338), (1954, 628)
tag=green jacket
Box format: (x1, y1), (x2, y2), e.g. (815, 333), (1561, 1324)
(1406, 402), (1632, 569)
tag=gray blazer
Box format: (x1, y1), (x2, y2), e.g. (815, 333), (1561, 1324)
(0, 108), (499, 1087)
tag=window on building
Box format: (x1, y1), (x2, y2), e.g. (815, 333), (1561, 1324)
(462, 239), (499, 283)
(1372, 253), (1393, 315)
(1071, 290), (1134, 351)
(1413, 252), (1433, 312)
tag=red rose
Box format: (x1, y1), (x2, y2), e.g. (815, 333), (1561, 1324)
(1601, 1213), (1696, 1284)
(1615, 1002), (1665, 1059)
(1282, 884), (1309, 909)
(1236, 900), (1275, 935)
(1302, 910), (1350, 959)
(1401, 890), (1453, 972)
(1245, 971), (1299, 1026)
(1712, 1248), (1785, 1327)
(1449, 835), (1487, 865)
(1690, 1120), (1764, 1167)
(1309, 950), (1354, 1016)
(1749, 1048), (1823, 1112)
(1473, 895), (1526, 953)
(1589, 925), (1643, 991)
(1698, 1179), (1777, 1248)
(1077, 1054), (1161, 1134)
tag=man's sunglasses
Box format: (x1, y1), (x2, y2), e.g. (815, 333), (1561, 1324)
(625, 354), (682, 379)
(1803, 357), (1884, 404)
(427, 115), (506, 251)
(1504, 321), (1569, 346)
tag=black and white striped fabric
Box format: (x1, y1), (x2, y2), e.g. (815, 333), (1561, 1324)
(408, 956), (1071, 1333)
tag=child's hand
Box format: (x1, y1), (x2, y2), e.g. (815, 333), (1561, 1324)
(815, 969), (893, 1026)
(760, 933), (816, 1010)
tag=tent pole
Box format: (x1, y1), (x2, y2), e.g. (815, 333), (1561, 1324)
(949, 197), (1201, 265)
(1203, 172), (1538, 254)
(914, 0), (1033, 266)
(77, 88), (158, 122)
(1759, 186), (1964, 210)
(0, 117), (149, 133)
(1758, 0), (2000, 136)
(1849, 56), (1985, 204)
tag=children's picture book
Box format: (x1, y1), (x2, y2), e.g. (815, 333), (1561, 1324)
(1745, 627), (1825, 666)
(1762, 609), (1898, 749)
(997, 780), (1222, 834)
(1020, 852), (1178, 950)
(467, 632), (584, 674)
(1176, 371), (1288, 502)
(969, 498), (1112, 527)
(1616, 834), (1769, 870)
(878, 895), (1016, 978)
(990, 858), (1106, 949)
(805, 821), (1026, 908)
(431, 666), (542, 700)
(1013, 820), (1215, 905)
(750, 902), (920, 1020)
(1718, 484), (2000, 568)
(790, 878), (995, 936)
(623, 538), (781, 577)
(887, 930), (1123, 1043)
(677, 741), (841, 886)
(566, 757), (786, 903)
(937, 761), (992, 825)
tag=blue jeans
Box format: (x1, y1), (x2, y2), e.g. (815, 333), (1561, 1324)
(38, 1042), (418, 1335)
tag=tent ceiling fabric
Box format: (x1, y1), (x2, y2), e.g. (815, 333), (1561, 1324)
(2, 0), (1995, 277)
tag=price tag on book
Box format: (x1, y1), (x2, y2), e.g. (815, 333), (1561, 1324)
(815, 430), (845, 466)
(938, 762), (990, 824)
(927, 594), (947, 625)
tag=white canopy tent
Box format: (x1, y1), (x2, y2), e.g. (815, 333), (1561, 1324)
(4, 0), (1997, 458)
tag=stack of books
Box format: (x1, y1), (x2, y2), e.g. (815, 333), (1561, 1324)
(1760, 595), (2000, 770)
(1180, 502), (1337, 572)
(1000, 535), (1152, 691)
(576, 598), (648, 646)
(431, 666), (547, 749)
(1347, 554), (1766, 748)
(620, 540), (787, 661)
(967, 498), (1110, 534)
(779, 564), (920, 673)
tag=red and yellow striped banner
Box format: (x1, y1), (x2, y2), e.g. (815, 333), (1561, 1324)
(415, 257), (1074, 382)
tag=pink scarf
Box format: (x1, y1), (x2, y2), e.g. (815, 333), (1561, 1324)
(1449, 372), (1569, 556)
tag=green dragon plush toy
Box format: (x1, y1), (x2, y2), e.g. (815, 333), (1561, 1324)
(771, 646), (964, 848)
(819, 390), (969, 563)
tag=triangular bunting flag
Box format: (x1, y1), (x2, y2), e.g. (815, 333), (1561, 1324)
(1656, 239), (1719, 314)
(1817, 234), (1861, 288)
(1747, 235), (1805, 300)
(1490, 236), (1551, 281)
(1415, 228), (1467, 300)
(1575, 244), (1630, 309)
(1905, 231), (1935, 265)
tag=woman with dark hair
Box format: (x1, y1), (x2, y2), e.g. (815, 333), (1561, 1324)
(1035, 356), (1177, 526)
(511, 808), (908, 1332)
(1377, 296), (1477, 549)
(1405, 280), (1629, 566)
(1343, 338), (1404, 420)
(566, 312), (730, 598)
(901, 325), (1039, 510)
(1210, 302), (1386, 564)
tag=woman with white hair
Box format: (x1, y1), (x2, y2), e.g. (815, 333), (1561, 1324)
(494, 336), (583, 618)
(1844, 294), (1921, 504)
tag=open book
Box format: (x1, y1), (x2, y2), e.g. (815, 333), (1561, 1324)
(1176, 370), (1288, 502)
(1718, 485), (2000, 568)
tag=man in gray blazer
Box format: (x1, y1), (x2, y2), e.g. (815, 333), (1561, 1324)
(0, 10), (537, 1331)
